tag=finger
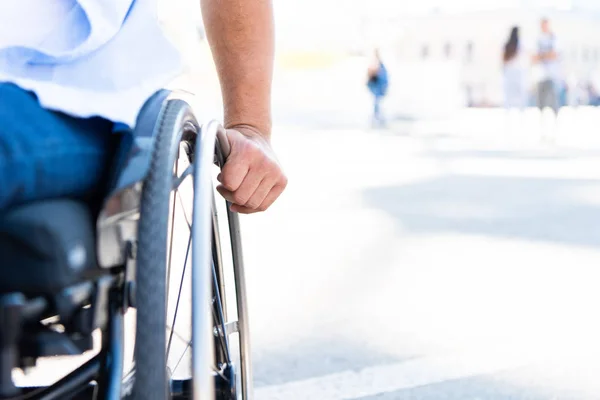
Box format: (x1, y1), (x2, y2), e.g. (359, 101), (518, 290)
(219, 159), (249, 191)
(228, 167), (263, 206)
(217, 178), (266, 209)
(231, 182), (285, 214)
(216, 170), (270, 207)
(217, 188), (263, 214)
(229, 204), (261, 214)
(216, 185), (236, 204)
(243, 178), (273, 210)
(257, 183), (286, 211)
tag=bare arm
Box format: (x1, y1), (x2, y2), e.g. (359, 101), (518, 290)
(533, 50), (558, 63)
(541, 50), (558, 61)
(200, 0), (274, 138)
(200, 0), (286, 214)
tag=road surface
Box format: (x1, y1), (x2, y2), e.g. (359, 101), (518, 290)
(239, 62), (600, 399)
(246, 115), (600, 399)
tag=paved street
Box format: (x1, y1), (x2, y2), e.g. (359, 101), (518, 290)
(245, 119), (600, 399)
(231, 62), (600, 399)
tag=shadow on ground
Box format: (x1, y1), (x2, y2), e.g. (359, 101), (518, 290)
(353, 370), (594, 400)
(253, 337), (411, 387)
(363, 174), (600, 248)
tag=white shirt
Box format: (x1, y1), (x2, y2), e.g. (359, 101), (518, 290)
(0, 0), (182, 127)
(503, 49), (529, 108)
(536, 32), (561, 83)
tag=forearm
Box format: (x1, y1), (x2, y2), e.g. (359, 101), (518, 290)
(201, 0), (275, 138)
(538, 51), (557, 62)
(546, 50), (557, 60)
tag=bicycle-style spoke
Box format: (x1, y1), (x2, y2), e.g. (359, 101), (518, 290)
(166, 233), (192, 359)
(211, 260), (231, 365)
(177, 189), (192, 230)
(166, 325), (191, 344)
(172, 342), (191, 373)
(172, 164), (193, 191)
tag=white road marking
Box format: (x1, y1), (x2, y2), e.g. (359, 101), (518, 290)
(255, 349), (539, 400)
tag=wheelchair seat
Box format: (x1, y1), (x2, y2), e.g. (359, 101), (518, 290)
(0, 199), (98, 295)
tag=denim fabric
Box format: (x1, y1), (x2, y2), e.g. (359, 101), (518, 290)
(373, 95), (383, 121)
(0, 83), (119, 210)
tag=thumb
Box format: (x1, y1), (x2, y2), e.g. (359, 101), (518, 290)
(216, 126), (231, 159)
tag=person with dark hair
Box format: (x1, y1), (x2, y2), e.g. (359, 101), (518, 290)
(367, 49), (389, 127)
(502, 26), (529, 109)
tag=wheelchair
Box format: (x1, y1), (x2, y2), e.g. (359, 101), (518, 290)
(0, 90), (252, 399)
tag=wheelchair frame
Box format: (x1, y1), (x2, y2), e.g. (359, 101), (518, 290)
(0, 91), (252, 400)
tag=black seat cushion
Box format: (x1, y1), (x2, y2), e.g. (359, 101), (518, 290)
(0, 200), (98, 295)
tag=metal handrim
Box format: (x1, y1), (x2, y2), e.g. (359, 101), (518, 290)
(165, 124), (247, 399)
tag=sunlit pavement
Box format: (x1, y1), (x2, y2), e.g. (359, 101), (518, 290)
(245, 122), (600, 400)
(238, 64), (600, 399)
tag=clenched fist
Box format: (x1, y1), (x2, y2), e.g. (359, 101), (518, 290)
(217, 125), (287, 214)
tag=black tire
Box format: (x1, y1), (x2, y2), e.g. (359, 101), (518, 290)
(133, 99), (194, 400)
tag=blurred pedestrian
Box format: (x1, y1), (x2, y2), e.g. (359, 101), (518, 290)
(533, 17), (561, 113)
(367, 49), (389, 127)
(502, 26), (529, 109)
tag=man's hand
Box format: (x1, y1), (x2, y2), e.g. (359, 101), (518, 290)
(217, 126), (287, 214)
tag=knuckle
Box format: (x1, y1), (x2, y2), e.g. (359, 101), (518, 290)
(232, 192), (247, 205)
(256, 157), (269, 171)
(219, 175), (234, 190)
(274, 174), (288, 191)
(280, 174), (289, 187)
(252, 153), (271, 172)
(246, 200), (260, 209)
(221, 171), (241, 191)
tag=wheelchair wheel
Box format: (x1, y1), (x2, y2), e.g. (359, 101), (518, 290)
(133, 97), (252, 399)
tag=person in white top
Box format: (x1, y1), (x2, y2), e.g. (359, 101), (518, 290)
(0, 0), (287, 213)
(533, 17), (561, 113)
(502, 26), (529, 109)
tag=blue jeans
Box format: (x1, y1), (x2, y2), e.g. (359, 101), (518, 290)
(373, 95), (384, 124)
(0, 83), (121, 210)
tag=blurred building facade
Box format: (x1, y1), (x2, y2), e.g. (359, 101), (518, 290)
(274, 0), (600, 113)
(159, 0), (600, 116)
(388, 10), (600, 107)
(359, 1), (600, 109)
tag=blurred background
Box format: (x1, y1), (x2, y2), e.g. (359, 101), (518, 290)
(160, 1), (600, 399)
